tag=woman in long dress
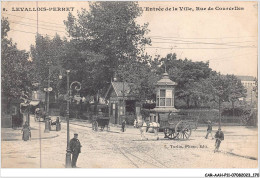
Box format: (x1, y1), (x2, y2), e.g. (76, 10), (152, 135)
(21, 121), (31, 141)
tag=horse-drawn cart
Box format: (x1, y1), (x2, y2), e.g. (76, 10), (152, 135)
(92, 116), (110, 131)
(159, 112), (198, 140)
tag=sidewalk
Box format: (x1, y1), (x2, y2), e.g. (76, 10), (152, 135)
(1, 116), (60, 141)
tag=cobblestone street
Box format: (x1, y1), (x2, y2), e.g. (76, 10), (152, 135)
(1, 117), (258, 168)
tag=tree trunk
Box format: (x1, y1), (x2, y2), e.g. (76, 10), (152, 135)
(94, 96), (98, 115)
(218, 99), (221, 129)
(232, 101), (235, 117)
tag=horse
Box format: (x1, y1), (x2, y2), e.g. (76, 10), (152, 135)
(136, 116), (160, 140)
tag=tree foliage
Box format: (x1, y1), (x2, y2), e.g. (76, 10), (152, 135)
(116, 55), (159, 101)
(1, 17), (32, 98)
(30, 34), (66, 99)
(64, 1), (151, 92)
(226, 74), (246, 106)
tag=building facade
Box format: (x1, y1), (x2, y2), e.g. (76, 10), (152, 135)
(236, 75), (257, 104)
(105, 82), (139, 124)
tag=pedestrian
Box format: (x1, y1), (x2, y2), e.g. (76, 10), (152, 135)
(35, 108), (40, 121)
(134, 119), (137, 128)
(70, 133), (82, 168)
(121, 119), (126, 132)
(214, 128), (224, 153)
(21, 121), (31, 141)
(205, 121), (213, 139)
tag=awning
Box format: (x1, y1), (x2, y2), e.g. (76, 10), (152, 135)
(29, 100), (40, 106)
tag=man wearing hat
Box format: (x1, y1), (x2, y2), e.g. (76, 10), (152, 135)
(205, 120), (213, 139)
(214, 128), (224, 153)
(70, 133), (82, 168)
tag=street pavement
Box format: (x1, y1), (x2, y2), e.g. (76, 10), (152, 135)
(1, 117), (258, 168)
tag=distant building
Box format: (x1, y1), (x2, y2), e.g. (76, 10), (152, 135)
(236, 75), (257, 103)
(105, 82), (139, 124)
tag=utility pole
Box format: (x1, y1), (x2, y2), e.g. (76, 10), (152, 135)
(122, 80), (125, 123)
(44, 67), (51, 133)
(218, 99), (221, 129)
(65, 70), (71, 168)
(47, 67), (50, 116)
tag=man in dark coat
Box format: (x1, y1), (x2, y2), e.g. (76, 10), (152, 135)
(70, 133), (82, 168)
(121, 120), (126, 132)
(205, 121), (213, 139)
(214, 128), (224, 152)
(21, 121), (31, 141)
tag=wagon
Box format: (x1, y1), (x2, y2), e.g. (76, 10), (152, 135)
(92, 116), (110, 131)
(159, 112), (198, 140)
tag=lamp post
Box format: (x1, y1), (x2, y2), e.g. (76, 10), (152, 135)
(44, 68), (52, 133)
(65, 70), (71, 168)
(64, 70), (82, 168)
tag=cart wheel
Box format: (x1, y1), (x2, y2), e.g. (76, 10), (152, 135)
(175, 121), (192, 140)
(164, 128), (176, 139)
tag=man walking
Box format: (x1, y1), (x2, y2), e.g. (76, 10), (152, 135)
(214, 128), (224, 153)
(70, 133), (82, 168)
(205, 121), (213, 139)
(21, 121), (31, 141)
(121, 119), (126, 132)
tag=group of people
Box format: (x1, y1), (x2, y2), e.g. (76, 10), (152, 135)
(20, 114), (225, 168)
(205, 120), (225, 153)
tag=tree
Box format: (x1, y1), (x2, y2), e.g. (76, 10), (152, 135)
(202, 74), (246, 127)
(226, 75), (246, 116)
(59, 39), (106, 97)
(116, 55), (159, 101)
(1, 17), (32, 99)
(30, 34), (67, 102)
(64, 1), (151, 93)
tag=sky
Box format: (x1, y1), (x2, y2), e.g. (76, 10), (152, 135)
(1, 1), (258, 77)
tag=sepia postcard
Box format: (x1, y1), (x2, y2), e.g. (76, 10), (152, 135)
(1, 1), (259, 177)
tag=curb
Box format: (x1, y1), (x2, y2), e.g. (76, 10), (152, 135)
(220, 150), (258, 161)
(2, 134), (59, 142)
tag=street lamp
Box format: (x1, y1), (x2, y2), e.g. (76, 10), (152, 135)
(43, 64), (65, 132)
(63, 70), (82, 168)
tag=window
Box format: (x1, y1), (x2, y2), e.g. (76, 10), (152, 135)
(160, 89), (166, 97)
(157, 89), (174, 107)
(166, 98), (171, 106)
(160, 98), (165, 106)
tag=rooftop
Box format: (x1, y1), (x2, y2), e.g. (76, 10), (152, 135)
(105, 82), (137, 99)
(236, 75), (256, 81)
(156, 72), (177, 86)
